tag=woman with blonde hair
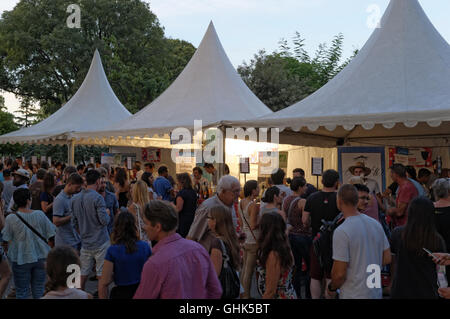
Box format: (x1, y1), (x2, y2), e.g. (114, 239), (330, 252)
(127, 180), (150, 243)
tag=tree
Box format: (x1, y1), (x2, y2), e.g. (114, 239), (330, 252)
(238, 32), (358, 111)
(0, 0), (196, 116)
(238, 51), (316, 112)
(14, 97), (40, 127)
(0, 95), (23, 155)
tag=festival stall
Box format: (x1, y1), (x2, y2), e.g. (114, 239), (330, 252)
(224, 0), (450, 187)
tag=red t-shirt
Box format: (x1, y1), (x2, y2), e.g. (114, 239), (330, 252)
(394, 180), (418, 227)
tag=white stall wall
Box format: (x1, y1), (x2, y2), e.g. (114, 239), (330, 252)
(287, 147), (338, 188)
(110, 146), (176, 175)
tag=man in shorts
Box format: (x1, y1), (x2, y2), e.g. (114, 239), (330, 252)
(71, 169), (110, 290)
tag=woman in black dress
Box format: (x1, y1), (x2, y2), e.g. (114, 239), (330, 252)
(390, 196), (446, 299)
(432, 178), (450, 283)
(174, 173), (198, 238)
(114, 168), (130, 209)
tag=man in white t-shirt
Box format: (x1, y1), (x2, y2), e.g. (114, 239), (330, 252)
(327, 184), (391, 299)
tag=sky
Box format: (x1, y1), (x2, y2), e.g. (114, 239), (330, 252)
(1, 0), (449, 115)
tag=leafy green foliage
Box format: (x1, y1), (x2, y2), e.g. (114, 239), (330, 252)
(14, 96), (40, 127)
(19, 144), (108, 164)
(0, 0), (196, 162)
(0, 0), (196, 115)
(0, 95), (22, 155)
(238, 32), (358, 111)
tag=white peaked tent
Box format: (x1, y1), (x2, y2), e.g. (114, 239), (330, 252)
(0, 50), (132, 164)
(226, 0), (450, 148)
(71, 22), (272, 144)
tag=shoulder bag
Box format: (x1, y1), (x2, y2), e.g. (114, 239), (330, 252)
(240, 201), (257, 242)
(218, 239), (241, 299)
(13, 212), (50, 247)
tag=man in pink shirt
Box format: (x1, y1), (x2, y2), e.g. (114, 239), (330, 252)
(387, 164), (418, 228)
(133, 200), (222, 299)
(354, 183), (379, 222)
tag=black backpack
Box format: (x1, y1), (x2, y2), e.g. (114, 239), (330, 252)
(313, 213), (344, 274)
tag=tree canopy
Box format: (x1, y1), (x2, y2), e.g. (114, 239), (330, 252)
(238, 32), (358, 112)
(0, 0), (196, 116)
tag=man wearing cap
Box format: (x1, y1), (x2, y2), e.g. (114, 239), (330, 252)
(6, 168), (30, 214)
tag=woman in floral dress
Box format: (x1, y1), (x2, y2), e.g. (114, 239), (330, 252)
(256, 212), (297, 299)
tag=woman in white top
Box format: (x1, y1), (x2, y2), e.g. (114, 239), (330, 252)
(2, 188), (56, 299)
(239, 180), (261, 299)
(127, 180), (150, 243)
(42, 246), (92, 299)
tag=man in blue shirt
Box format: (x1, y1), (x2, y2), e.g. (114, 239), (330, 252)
(153, 166), (174, 201)
(405, 165), (427, 197)
(53, 173), (83, 250)
(0, 163), (4, 182)
(97, 169), (119, 234)
(71, 169), (110, 290)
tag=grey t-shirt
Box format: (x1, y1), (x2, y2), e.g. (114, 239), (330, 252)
(53, 190), (81, 248)
(71, 189), (110, 250)
(332, 213), (390, 299)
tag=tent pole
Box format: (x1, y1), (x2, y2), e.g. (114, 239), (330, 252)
(68, 140), (75, 166)
(217, 125), (226, 181)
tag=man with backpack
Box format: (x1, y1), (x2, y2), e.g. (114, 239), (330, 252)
(303, 169), (341, 299)
(327, 184), (391, 299)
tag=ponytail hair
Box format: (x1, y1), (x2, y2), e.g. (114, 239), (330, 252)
(262, 186), (280, 203)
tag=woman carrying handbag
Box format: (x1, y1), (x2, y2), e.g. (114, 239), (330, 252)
(1, 188), (56, 299)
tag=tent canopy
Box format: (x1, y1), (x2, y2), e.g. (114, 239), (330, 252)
(71, 22), (272, 144)
(225, 0), (450, 147)
(0, 50), (131, 145)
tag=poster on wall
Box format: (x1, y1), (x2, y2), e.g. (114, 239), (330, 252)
(311, 157), (324, 176)
(279, 152), (288, 170)
(258, 151), (279, 176)
(142, 148), (161, 163)
(389, 147), (432, 168)
(101, 153), (115, 166)
(338, 147), (386, 193)
(240, 158), (250, 174)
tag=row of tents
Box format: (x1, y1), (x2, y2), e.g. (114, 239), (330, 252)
(0, 0), (449, 166)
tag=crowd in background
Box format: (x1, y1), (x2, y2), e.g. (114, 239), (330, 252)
(0, 155), (449, 299)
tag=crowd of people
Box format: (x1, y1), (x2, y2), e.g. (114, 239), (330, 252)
(0, 155), (449, 300)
